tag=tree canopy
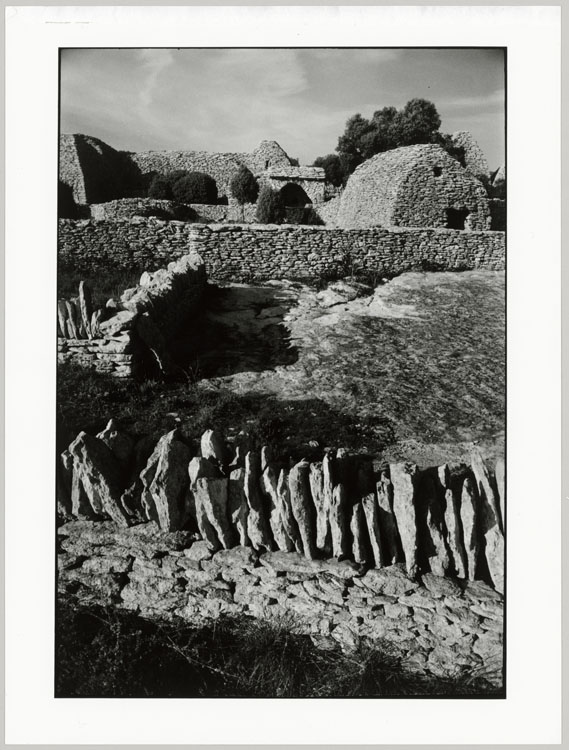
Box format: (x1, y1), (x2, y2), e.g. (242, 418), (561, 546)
(314, 98), (461, 185)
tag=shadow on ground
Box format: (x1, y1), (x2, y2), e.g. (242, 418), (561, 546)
(171, 283), (299, 378)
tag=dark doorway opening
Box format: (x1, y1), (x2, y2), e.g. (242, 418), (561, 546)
(279, 183), (312, 207)
(446, 207), (470, 230)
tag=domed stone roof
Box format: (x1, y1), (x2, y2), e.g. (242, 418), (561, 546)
(335, 144), (490, 231)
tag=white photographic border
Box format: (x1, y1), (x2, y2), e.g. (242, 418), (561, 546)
(4, 5), (562, 745)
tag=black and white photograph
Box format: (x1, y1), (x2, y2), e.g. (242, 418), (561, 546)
(55, 45), (506, 699)
(4, 5), (562, 745)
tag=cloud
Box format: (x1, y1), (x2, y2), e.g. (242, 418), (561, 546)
(138, 49), (174, 110)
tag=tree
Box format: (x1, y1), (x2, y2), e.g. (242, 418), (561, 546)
(171, 172), (218, 204)
(230, 165), (259, 206)
(312, 154), (346, 187)
(333, 98), (454, 181)
(396, 98), (441, 146)
(256, 185), (285, 224)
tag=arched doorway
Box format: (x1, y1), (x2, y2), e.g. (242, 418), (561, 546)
(279, 182), (312, 207)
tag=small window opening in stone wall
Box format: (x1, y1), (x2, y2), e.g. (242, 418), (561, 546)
(433, 166), (443, 177)
(265, 160), (270, 169)
(446, 207), (470, 230)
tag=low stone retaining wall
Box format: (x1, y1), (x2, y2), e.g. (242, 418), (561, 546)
(58, 519), (503, 687)
(57, 252), (206, 377)
(58, 219), (505, 281)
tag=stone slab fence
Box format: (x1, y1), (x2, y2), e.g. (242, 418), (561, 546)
(58, 420), (505, 592)
(58, 219), (505, 282)
(57, 252), (206, 377)
(57, 421), (504, 687)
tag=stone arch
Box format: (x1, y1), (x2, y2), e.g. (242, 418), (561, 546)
(279, 182), (312, 207)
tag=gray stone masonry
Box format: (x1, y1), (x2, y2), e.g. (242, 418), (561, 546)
(58, 220), (504, 282)
(57, 518), (503, 688)
(57, 252), (206, 377)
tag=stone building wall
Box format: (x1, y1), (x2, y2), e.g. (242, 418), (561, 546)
(128, 150), (248, 203)
(59, 134), (88, 204)
(335, 144), (491, 231)
(60, 134), (328, 209)
(59, 134), (142, 205)
(58, 219), (505, 281)
(451, 130), (491, 180)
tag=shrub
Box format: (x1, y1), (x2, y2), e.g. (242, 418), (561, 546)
(230, 165), (259, 205)
(313, 154), (346, 187)
(148, 173), (173, 200)
(255, 185), (285, 224)
(171, 172), (218, 205)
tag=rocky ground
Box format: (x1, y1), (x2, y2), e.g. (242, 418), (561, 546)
(183, 270), (505, 468)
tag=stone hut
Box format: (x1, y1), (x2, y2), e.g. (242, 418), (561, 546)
(335, 144), (491, 231)
(450, 130), (491, 181)
(59, 134), (327, 208)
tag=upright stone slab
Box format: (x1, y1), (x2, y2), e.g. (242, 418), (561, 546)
(65, 300), (79, 339)
(276, 469), (303, 554)
(350, 502), (369, 564)
(194, 477), (234, 549)
(70, 461), (98, 520)
(201, 429), (227, 466)
(361, 491), (384, 568)
(330, 483), (349, 559)
(288, 460), (316, 559)
(57, 300), (68, 338)
(244, 451), (273, 551)
(470, 450), (504, 593)
(389, 463), (419, 578)
(471, 448), (503, 534)
(261, 465), (294, 552)
(460, 475), (481, 580)
(78, 281), (93, 339)
(495, 457), (505, 528)
(376, 471), (401, 565)
(228, 467), (250, 547)
(144, 430), (192, 532)
(188, 456), (222, 549)
(308, 461), (331, 553)
(68, 431), (130, 526)
(415, 471), (451, 577)
(444, 488), (467, 579)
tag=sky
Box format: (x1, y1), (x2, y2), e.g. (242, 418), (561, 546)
(60, 48), (505, 170)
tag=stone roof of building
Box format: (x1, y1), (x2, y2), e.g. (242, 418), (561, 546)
(265, 165), (326, 181)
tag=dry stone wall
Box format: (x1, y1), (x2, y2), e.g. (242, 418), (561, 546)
(57, 421), (504, 686)
(58, 220), (504, 281)
(57, 422), (505, 591)
(451, 130), (491, 180)
(57, 252), (206, 377)
(87, 199), (258, 224)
